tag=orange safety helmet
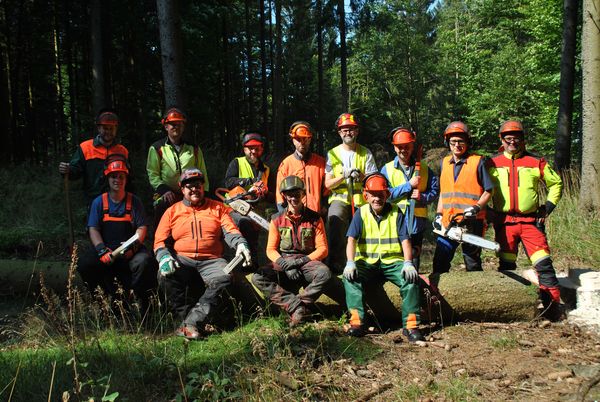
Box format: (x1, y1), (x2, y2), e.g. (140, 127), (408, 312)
(336, 113), (359, 129)
(96, 111), (119, 126)
(104, 159), (129, 176)
(289, 121), (314, 138)
(390, 127), (416, 145)
(162, 108), (187, 125)
(443, 121), (470, 138)
(363, 173), (389, 192)
(498, 120), (524, 137)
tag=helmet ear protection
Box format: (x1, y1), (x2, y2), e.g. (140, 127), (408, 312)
(289, 121), (314, 138)
(443, 134), (472, 148)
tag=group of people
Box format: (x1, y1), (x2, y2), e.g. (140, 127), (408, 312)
(59, 108), (564, 342)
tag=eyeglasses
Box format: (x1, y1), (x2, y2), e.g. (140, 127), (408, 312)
(502, 136), (523, 144)
(183, 182), (203, 190)
(339, 128), (357, 134)
(449, 140), (466, 146)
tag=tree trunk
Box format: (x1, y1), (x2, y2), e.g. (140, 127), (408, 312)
(90, 0), (106, 111)
(63, 0), (78, 146)
(338, 0), (348, 111)
(554, 0), (579, 172)
(258, 0), (269, 137)
(580, 0), (600, 212)
(272, 0), (283, 155)
(156, 0), (186, 109)
(245, 0), (255, 130)
(222, 12), (236, 154)
(0, 2), (12, 165)
(53, 0), (66, 157)
(316, 0), (324, 156)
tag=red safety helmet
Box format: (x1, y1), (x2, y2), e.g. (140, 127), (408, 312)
(162, 108), (187, 125)
(391, 127), (416, 145)
(104, 159), (129, 176)
(96, 111), (119, 126)
(179, 168), (205, 186)
(242, 132), (264, 147)
(289, 121), (314, 138)
(363, 173), (389, 192)
(336, 113), (358, 129)
(498, 120), (524, 138)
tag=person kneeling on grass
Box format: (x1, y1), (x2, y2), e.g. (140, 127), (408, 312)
(343, 173), (424, 342)
(252, 176), (331, 327)
(154, 168), (252, 340)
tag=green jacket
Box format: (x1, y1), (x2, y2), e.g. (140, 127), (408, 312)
(146, 138), (209, 195)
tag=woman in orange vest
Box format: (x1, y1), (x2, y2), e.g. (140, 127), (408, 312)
(432, 122), (493, 273)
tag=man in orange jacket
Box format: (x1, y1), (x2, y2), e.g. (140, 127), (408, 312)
(432, 121), (493, 273)
(253, 176), (331, 326)
(154, 168), (252, 340)
(276, 121), (327, 215)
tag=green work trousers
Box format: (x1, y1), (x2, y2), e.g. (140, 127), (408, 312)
(343, 260), (421, 328)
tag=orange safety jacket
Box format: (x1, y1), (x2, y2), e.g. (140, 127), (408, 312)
(154, 198), (241, 260)
(276, 152), (327, 212)
(266, 207), (328, 263)
(439, 154), (485, 227)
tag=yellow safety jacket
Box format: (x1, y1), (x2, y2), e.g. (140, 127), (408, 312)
(383, 159), (430, 217)
(237, 156), (270, 191)
(327, 144), (368, 206)
(355, 204), (404, 265)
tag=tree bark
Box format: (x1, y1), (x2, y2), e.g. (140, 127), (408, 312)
(580, 0), (600, 212)
(156, 0), (186, 109)
(258, 0), (269, 137)
(0, 2), (12, 164)
(90, 0), (106, 111)
(245, 0), (255, 130)
(272, 0), (283, 155)
(554, 0), (579, 172)
(316, 0), (324, 156)
(338, 0), (348, 111)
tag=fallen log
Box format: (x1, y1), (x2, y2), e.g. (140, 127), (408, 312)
(0, 259), (81, 297)
(315, 271), (540, 323)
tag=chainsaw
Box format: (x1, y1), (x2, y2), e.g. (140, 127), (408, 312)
(215, 186), (270, 231)
(433, 213), (500, 253)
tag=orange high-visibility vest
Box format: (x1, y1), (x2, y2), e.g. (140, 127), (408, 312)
(439, 154), (485, 227)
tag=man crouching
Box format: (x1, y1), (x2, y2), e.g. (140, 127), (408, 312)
(343, 173), (423, 342)
(252, 176), (331, 327)
(154, 168), (252, 340)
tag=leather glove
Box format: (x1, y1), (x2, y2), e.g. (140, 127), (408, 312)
(159, 255), (180, 277)
(463, 204), (481, 218)
(236, 243), (252, 267)
(276, 257), (293, 271)
(98, 246), (114, 265)
(343, 260), (357, 281)
(349, 169), (361, 181)
(285, 268), (302, 281)
(290, 256), (311, 268)
(433, 213), (443, 231)
(401, 260), (418, 284)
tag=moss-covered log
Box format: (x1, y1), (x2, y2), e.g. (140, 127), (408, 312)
(315, 271), (540, 323)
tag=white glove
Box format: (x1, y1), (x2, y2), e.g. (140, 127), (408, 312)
(433, 213), (443, 231)
(464, 204), (481, 218)
(236, 243), (252, 267)
(349, 169), (361, 181)
(159, 255), (180, 277)
(402, 261), (418, 284)
(343, 167), (354, 179)
(343, 260), (357, 281)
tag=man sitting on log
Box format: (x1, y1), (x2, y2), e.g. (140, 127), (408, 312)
(252, 176), (331, 327)
(342, 173), (423, 342)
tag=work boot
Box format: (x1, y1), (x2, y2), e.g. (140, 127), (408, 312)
(346, 325), (365, 337)
(541, 301), (564, 322)
(289, 306), (307, 327)
(403, 328), (425, 343)
(175, 324), (201, 340)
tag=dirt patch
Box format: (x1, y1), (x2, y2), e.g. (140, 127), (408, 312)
(329, 321), (600, 401)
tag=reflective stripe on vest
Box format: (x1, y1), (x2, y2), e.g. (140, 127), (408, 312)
(384, 159), (429, 217)
(236, 156), (269, 190)
(439, 154), (485, 227)
(355, 204), (403, 264)
(327, 144), (368, 206)
(100, 192), (135, 250)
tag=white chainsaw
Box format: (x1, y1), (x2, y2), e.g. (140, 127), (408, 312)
(215, 187), (270, 231)
(433, 213), (500, 253)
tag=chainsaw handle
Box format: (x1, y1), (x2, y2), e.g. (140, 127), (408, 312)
(448, 213), (465, 227)
(215, 187), (260, 204)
